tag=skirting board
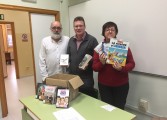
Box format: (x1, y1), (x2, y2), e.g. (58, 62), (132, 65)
(125, 104), (162, 118)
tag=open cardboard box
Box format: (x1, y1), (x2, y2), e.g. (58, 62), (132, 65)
(46, 73), (84, 101)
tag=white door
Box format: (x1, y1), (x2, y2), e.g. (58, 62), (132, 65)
(31, 13), (55, 83)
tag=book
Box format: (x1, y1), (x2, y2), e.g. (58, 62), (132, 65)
(60, 54), (69, 66)
(35, 83), (57, 104)
(79, 54), (92, 70)
(94, 42), (111, 55)
(43, 85), (57, 104)
(35, 83), (46, 100)
(56, 88), (70, 108)
(106, 38), (129, 66)
(94, 42), (103, 54)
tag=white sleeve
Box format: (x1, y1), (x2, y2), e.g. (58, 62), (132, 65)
(39, 41), (48, 81)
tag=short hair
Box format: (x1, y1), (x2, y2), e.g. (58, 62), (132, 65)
(73, 16), (85, 26)
(50, 21), (62, 29)
(102, 21), (118, 37)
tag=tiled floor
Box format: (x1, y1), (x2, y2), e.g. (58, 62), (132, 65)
(1, 62), (35, 120)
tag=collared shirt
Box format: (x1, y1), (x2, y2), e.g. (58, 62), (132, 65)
(74, 32), (86, 50)
(67, 32), (98, 87)
(39, 36), (69, 81)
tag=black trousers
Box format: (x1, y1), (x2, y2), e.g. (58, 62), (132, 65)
(98, 82), (129, 110)
(79, 86), (98, 99)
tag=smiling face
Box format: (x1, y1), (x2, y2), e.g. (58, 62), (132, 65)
(73, 20), (85, 39)
(50, 21), (62, 41)
(102, 21), (118, 43)
(104, 26), (116, 42)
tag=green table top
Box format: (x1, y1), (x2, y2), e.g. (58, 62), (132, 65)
(20, 93), (136, 120)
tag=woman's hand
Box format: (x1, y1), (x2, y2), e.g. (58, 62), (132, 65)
(112, 60), (122, 71)
(99, 53), (107, 65)
(117, 39), (123, 44)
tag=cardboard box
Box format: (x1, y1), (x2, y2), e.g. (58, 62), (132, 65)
(46, 74), (84, 101)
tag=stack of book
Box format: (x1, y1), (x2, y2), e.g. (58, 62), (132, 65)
(35, 83), (70, 108)
(94, 38), (129, 66)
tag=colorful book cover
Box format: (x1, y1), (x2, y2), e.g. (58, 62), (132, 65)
(35, 83), (46, 100)
(94, 42), (112, 56)
(43, 85), (57, 104)
(35, 83), (57, 104)
(56, 88), (70, 108)
(106, 38), (129, 66)
(94, 42), (102, 54)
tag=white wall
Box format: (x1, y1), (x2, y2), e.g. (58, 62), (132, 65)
(128, 72), (167, 117)
(69, 0), (167, 118)
(69, 0), (167, 76)
(59, 0), (70, 37)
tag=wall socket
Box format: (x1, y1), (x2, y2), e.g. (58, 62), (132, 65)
(138, 99), (148, 112)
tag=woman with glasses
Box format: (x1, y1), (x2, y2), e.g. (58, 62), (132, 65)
(92, 21), (135, 110)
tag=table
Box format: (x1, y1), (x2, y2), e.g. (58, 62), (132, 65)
(20, 93), (136, 120)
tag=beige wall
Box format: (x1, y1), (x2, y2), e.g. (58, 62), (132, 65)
(0, 9), (34, 77)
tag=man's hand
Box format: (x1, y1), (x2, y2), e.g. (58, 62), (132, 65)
(42, 79), (46, 84)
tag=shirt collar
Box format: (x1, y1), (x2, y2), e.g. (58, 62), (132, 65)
(74, 32), (86, 41)
(51, 36), (63, 43)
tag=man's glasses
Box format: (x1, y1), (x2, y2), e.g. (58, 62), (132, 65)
(51, 26), (62, 30)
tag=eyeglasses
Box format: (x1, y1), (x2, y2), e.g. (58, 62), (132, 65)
(51, 26), (62, 30)
(105, 28), (115, 32)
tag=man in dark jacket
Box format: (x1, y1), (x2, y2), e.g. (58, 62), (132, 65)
(67, 16), (98, 97)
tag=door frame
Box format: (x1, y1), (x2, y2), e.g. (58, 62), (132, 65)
(0, 22), (18, 79)
(0, 4), (60, 117)
(0, 24), (8, 117)
(0, 24), (8, 78)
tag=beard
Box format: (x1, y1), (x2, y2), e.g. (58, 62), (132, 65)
(51, 32), (62, 41)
